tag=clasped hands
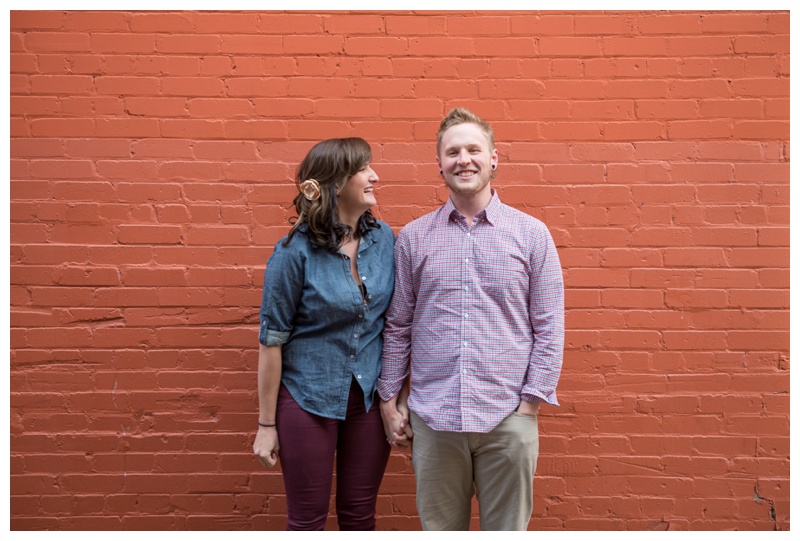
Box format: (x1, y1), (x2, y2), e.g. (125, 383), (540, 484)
(379, 398), (414, 449)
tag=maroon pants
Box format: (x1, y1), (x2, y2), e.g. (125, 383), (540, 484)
(276, 380), (390, 530)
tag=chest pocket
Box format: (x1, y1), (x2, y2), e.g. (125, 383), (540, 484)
(474, 253), (529, 304)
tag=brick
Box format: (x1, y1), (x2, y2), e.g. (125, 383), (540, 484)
(193, 12), (259, 33)
(63, 11), (128, 31)
(733, 121), (790, 140)
(30, 118), (95, 137)
(118, 225), (182, 245)
(156, 35), (220, 54)
(128, 12), (192, 32)
(51, 181), (114, 202)
(131, 139), (192, 158)
(125, 97), (188, 117)
(184, 226), (250, 246)
(382, 15), (444, 36)
(162, 77), (225, 97)
(321, 14), (383, 35)
(538, 36), (603, 57)
(160, 119), (225, 139)
(702, 13), (769, 33)
(95, 76), (160, 96)
(604, 37), (668, 57)
(11, 96), (61, 116)
(91, 33), (156, 54)
(544, 79), (606, 99)
(97, 118), (160, 138)
(62, 97), (126, 116)
(50, 223), (118, 244)
(573, 15), (633, 35)
(10, 223), (47, 244)
(25, 32), (90, 52)
(728, 248), (789, 268)
(10, 51), (38, 73)
(11, 11), (63, 30)
(765, 98), (790, 119)
(53, 266), (120, 286)
(734, 35), (790, 55)
(505, 100), (568, 121)
(253, 98), (314, 119)
(636, 99), (697, 119)
(187, 98), (254, 119)
(572, 100), (635, 120)
(66, 139), (131, 158)
(665, 289), (728, 309)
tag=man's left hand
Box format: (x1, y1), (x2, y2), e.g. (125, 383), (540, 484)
(517, 399), (541, 416)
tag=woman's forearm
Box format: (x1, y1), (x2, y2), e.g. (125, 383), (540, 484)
(257, 344), (282, 424)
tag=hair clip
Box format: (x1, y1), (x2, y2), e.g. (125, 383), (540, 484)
(299, 179), (321, 201)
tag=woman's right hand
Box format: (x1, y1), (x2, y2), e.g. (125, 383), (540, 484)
(253, 426), (280, 467)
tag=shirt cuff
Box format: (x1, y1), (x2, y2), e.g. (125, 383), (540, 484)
(521, 390), (559, 407)
(376, 378), (403, 401)
(259, 326), (290, 347)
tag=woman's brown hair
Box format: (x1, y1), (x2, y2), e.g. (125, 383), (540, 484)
(284, 137), (379, 253)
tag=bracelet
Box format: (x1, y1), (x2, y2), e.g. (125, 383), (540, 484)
(258, 422), (276, 428)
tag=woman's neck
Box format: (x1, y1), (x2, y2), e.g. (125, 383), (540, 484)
(337, 210), (361, 236)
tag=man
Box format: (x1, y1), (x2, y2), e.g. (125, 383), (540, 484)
(377, 108), (564, 531)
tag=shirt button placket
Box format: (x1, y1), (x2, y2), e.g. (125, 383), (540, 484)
(464, 224), (478, 416)
(461, 225), (471, 413)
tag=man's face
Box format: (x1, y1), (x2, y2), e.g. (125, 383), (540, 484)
(437, 123), (499, 198)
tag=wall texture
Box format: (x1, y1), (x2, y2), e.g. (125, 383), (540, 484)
(9, 10), (789, 531)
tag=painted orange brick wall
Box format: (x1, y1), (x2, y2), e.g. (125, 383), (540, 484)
(10, 10), (789, 531)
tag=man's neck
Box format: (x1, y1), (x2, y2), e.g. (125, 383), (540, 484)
(451, 189), (492, 225)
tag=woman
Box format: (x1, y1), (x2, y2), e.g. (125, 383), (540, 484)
(253, 137), (394, 530)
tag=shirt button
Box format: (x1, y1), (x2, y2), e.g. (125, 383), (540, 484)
(463, 341), (468, 346)
(361, 276), (366, 281)
(464, 286), (468, 291)
(357, 374), (362, 379)
(464, 258), (469, 263)
(349, 354), (355, 359)
(466, 232), (471, 237)
(358, 314), (364, 319)
(354, 333), (359, 338)
(464, 313), (468, 319)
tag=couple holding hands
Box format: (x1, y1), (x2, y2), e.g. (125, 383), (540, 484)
(253, 108), (564, 531)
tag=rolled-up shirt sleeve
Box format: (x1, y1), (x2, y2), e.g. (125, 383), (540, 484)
(259, 241), (304, 347)
(521, 223), (564, 406)
(377, 229), (414, 400)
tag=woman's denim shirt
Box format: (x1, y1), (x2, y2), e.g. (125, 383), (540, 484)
(259, 221), (395, 420)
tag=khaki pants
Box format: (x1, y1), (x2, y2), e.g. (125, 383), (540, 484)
(410, 410), (539, 531)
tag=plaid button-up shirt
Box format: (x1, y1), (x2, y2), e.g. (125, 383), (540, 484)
(377, 192), (564, 433)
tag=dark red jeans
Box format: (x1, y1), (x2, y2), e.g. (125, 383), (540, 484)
(275, 380), (390, 530)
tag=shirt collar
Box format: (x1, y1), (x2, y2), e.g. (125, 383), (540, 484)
(483, 190), (501, 225)
(358, 230), (374, 253)
(443, 190), (501, 226)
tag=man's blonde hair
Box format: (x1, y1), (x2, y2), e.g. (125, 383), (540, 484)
(436, 107), (496, 156)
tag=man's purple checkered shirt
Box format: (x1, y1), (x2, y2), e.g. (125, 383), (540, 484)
(377, 191), (565, 433)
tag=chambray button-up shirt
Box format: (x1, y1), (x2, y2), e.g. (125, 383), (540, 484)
(259, 222), (395, 420)
(377, 193), (564, 433)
